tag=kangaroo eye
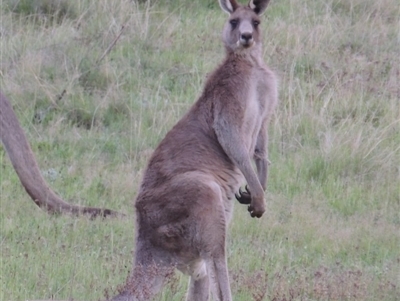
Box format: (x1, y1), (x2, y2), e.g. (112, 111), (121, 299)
(230, 19), (239, 28)
(253, 20), (260, 27)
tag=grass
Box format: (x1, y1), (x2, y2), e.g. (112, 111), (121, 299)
(1, 0), (399, 300)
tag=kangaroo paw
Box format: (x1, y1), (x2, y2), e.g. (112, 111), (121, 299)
(235, 185), (251, 205)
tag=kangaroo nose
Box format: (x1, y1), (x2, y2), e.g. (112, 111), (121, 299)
(241, 32), (253, 42)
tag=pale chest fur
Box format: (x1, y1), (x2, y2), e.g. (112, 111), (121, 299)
(242, 68), (270, 154)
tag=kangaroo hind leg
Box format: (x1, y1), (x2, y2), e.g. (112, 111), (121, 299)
(193, 180), (232, 301)
(206, 253), (231, 301)
(176, 174), (231, 301)
(183, 259), (209, 301)
(110, 251), (173, 301)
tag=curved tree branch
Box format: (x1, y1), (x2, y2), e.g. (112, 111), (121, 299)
(0, 91), (125, 218)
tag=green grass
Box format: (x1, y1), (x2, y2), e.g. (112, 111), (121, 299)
(1, 0), (399, 300)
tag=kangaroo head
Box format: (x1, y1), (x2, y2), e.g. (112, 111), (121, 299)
(219, 0), (270, 53)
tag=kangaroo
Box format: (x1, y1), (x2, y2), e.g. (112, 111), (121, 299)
(111, 0), (277, 300)
(0, 91), (122, 218)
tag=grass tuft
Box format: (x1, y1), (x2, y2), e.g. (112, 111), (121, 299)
(4, 0), (76, 24)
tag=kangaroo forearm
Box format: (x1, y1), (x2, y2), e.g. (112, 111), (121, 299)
(255, 158), (268, 191)
(217, 134), (264, 197)
(237, 159), (264, 197)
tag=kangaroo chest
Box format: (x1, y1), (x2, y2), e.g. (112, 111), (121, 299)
(242, 72), (268, 153)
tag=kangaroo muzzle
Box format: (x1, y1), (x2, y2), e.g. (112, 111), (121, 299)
(239, 32), (254, 47)
(238, 21), (255, 47)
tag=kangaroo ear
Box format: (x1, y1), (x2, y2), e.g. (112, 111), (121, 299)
(219, 0), (239, 14)
(248, 0), (271, 15)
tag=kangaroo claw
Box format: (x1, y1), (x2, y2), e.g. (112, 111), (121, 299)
(235, 185), (251, 205)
